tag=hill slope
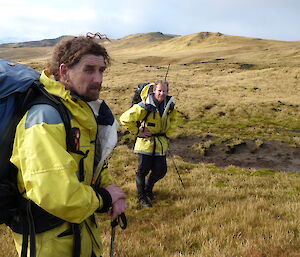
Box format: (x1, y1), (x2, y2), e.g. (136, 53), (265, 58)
(1, 31), (300, 67)
(104, 32), (300, 66)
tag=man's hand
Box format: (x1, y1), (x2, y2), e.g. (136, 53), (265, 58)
(109, 198), (127, 220)
(105, 184), (127, 220)
(139, 127), (152, 138)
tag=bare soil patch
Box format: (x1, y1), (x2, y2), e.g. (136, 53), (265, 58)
(169, 137), (300, 172)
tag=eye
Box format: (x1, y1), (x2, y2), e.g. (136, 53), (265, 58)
(84, 67), (94, 74)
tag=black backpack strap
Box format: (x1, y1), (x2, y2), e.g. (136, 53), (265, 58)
(135, 110), (151, 131)
(20, 215), (29, 257)
(27, 202), (36, 257)
(72, 224), (81, 257)
(143, 110), (151, 123)
(19, 201), (37, 257)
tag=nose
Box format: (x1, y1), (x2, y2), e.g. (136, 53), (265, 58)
(94, 71), (103, 84)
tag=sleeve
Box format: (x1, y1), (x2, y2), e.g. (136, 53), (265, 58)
(119, 105), (145, 135)
(10, 106), (107, 224)
(166, 107), (178, 139)
(93, 160), (114, 189)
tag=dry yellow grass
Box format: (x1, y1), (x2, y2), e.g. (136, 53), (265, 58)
(99, 147), (300, 257)
(1, 32), (300, 256)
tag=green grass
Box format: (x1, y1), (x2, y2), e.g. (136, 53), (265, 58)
(177, 103), (300, 146)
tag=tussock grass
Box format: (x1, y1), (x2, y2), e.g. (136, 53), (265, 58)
(2, 156), (300, 257)
(98, 148), (300, 257)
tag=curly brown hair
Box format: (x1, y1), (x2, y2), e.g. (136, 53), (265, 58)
(47, 34), (110, 80)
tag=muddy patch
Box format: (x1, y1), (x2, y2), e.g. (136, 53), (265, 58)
(169, 137), (300, 172)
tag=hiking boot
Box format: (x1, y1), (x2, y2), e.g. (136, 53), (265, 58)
(146, 191), (157, 201)
(138, 196), (152, 207)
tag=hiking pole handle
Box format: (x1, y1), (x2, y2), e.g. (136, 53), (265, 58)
(111, 212), (127, 230)
(118, 212), (127, 230)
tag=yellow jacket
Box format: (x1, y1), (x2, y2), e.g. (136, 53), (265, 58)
(10, 70), (116, 257)
(120, 84), (177, 156)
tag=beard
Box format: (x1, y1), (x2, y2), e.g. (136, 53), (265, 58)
(69, 83), (101, 102)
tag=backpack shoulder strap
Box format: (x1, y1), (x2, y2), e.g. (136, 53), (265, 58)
(143, 110), (151, 123)
(25, 81), (76, 153)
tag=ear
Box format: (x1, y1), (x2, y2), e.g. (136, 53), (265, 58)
(59, 64), (69, 86)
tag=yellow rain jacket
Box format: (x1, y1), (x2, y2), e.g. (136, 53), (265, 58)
(10, 70), (117, 257)
(120, 84), (177, 156)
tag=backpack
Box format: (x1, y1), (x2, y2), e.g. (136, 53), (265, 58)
(130, 82), (156, 132)
(131, 82), (151, 106)
(0, 59), (78, 257)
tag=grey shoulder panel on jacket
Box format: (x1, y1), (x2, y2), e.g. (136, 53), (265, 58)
(138, 101), (156, 111)
(25, 104), (63, 129)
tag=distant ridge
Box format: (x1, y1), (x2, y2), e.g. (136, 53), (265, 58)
(0, 31), (295, 50)
(1, 31), (299, 66)
(104, 32), (180, 49)
(122, 32), (179, 40)
(0, 32), (180, 48)
(0, 35), (73, 48)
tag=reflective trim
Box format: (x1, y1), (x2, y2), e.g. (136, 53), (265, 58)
(25, 104), (63, 129)
(133, 149), (165, 156)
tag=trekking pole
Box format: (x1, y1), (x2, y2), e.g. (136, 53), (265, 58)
(164, 64), (170, 82)
(168, 150), (185, 189)
(110, 213), (127, 257)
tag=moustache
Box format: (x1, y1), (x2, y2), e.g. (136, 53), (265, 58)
(89, 83), (102, 90)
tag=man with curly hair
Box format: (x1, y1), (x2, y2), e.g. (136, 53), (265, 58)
(10, 34), (126, 257)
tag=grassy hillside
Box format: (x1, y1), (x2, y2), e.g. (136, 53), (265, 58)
(0, 32), (300, 256)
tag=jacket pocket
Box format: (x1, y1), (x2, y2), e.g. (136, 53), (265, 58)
(147, 122), (155, 127)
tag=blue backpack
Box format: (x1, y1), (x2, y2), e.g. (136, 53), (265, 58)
(0, 59), (77, 257)
(0, 58), (76, 184)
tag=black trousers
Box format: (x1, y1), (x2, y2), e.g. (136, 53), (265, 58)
(136, 154), (167, 197)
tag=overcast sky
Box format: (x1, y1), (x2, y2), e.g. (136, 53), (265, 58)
(1, 0), (299, 44)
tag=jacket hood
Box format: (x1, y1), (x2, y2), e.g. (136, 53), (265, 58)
(40, 70), (72, 100)
(140, 83), (154, 103)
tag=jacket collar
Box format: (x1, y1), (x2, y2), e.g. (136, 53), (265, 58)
(39, 70), (72, 101)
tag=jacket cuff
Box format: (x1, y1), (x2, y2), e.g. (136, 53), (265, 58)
(94, 187), (112, 213)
